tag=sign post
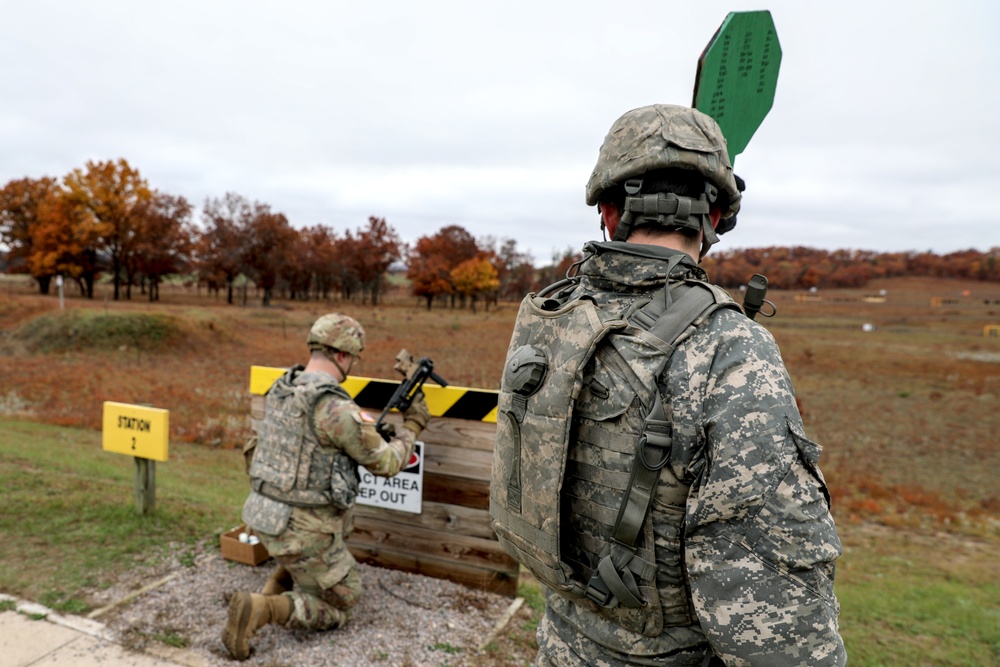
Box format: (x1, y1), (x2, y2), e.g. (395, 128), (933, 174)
(102, 401), (169, 515)
(693, 10), (782, 164)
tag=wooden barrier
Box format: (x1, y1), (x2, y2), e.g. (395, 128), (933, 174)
(250, 369), (518, 597)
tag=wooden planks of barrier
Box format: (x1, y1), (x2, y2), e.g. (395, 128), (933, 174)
(249, 372), (518, 597)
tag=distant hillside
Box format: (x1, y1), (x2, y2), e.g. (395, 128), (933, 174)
(700, 246), (1000, 290)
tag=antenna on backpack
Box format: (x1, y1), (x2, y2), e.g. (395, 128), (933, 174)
(742, 274), (776, 320)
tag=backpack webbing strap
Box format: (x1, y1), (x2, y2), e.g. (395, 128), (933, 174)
(585, 281), (719, 609)
(503, 394), (529, 513)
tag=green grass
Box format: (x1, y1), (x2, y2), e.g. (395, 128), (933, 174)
(835, 528), (1000, 666)
(0, 418), (249, 608)
(13, 309), (181, 352)
(2, 421), (999, 665)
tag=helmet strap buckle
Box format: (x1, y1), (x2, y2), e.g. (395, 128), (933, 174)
(704, 181), (718, 204)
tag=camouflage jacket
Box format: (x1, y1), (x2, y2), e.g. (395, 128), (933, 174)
(539, 242), (846, 666)
(243, 367), (416, 536)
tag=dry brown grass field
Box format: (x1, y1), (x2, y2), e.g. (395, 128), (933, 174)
(2, 274), (998, 533)
(2, 273), (999, 664)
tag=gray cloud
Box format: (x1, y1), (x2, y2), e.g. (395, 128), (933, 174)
(2, 0), (997, 266)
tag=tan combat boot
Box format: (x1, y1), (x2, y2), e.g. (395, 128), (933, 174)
(222, 592), (292, 660)
(260, 564), (293, 595)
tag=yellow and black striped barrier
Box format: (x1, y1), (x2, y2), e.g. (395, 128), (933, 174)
(249, 366), (498, 423)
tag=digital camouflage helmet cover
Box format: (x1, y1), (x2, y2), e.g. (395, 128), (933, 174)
(585, 104), (742, 249)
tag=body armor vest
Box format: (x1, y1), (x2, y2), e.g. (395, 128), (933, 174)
(250, 366), (360, 510)
(491, 271), (738, 637)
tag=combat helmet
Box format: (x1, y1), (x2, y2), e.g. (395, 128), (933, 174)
(307, 313), (365, 356)
(585, 104), (742, 251)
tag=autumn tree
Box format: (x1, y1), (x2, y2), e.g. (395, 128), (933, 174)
(280, 224), (341, 301)
(196, 193), (253, 304)
(332, 231), (362, 301)
(0, 176), (60, 294)
(407, 225), (480, 309)
(132, 193), (195, 301)
(27, 188), (104, 298)
(451, 254), (500, 313)
(352, 216), (402, 306)
(63, 159), (153, 300)
(281, 228), (317, 300)
(480, 236), (536, 301)
(534, 247), (582, 291)
(242, 204), (296, 306)
(304, 225), (340, 300)
(408, 238), (454, 310)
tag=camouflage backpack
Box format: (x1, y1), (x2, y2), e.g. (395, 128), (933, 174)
(490, 261), (738, 636)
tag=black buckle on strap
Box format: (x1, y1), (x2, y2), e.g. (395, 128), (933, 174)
(584, 570), (613, 606)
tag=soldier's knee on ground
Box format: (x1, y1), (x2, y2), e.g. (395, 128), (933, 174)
(321, 567), (362, 610)
(288, 593), (351, 631)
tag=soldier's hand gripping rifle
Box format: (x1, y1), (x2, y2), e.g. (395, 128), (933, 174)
(374, 349), (449, 442)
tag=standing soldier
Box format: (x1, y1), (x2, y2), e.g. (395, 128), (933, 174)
(491, 105), (846, 666)
(223, 313), (430, 660)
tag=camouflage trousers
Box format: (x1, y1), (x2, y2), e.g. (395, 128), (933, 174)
(257, 507), (361, 631)
(535, 610), (712, 667)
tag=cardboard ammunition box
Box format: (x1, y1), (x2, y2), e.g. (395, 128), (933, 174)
(220, 525), (270, 566)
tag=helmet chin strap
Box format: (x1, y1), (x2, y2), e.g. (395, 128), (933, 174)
(323, 347), (352, 379)
(698, 216), (719, 260)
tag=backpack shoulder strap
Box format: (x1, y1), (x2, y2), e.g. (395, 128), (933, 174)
(585, 278), (733, 609)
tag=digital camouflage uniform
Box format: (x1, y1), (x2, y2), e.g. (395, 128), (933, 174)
(531, 242), (846, 666)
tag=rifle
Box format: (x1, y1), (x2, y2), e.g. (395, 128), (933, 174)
(374, 349), (449, 442)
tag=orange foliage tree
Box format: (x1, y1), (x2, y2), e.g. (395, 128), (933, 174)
(407, 225), (480, 309)
(0, 176), (61, 294)
(349, 216), (403, 306)
(242, 204), (296, 306)
(63, 159), (153, 300)
(451, 254), (500, 313)
(282, 226), (326, 301)
(132, 193), (195, 301)
(30, 188), (103, 298)
(303, 225), (341, 301)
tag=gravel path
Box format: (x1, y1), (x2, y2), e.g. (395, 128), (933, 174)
(96, 546), (518, 667)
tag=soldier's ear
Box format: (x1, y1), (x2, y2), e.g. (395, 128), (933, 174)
(710, 208), (721, 230)
(599, 202), (621, 238)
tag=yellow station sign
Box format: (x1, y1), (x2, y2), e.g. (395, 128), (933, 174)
(102, 401), (169, 462)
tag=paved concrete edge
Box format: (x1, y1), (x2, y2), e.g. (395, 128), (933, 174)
(1, 592), (213, 667)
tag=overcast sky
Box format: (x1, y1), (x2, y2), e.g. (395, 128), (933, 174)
(2, 1), (997, 264)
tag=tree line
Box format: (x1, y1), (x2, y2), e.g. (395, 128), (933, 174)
(700, 245), (1000, 290)
(3, 159), (997, 309)
(0, 159), (535, 308)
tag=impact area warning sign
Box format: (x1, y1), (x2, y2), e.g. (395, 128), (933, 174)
(356, 441), (424, 514)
